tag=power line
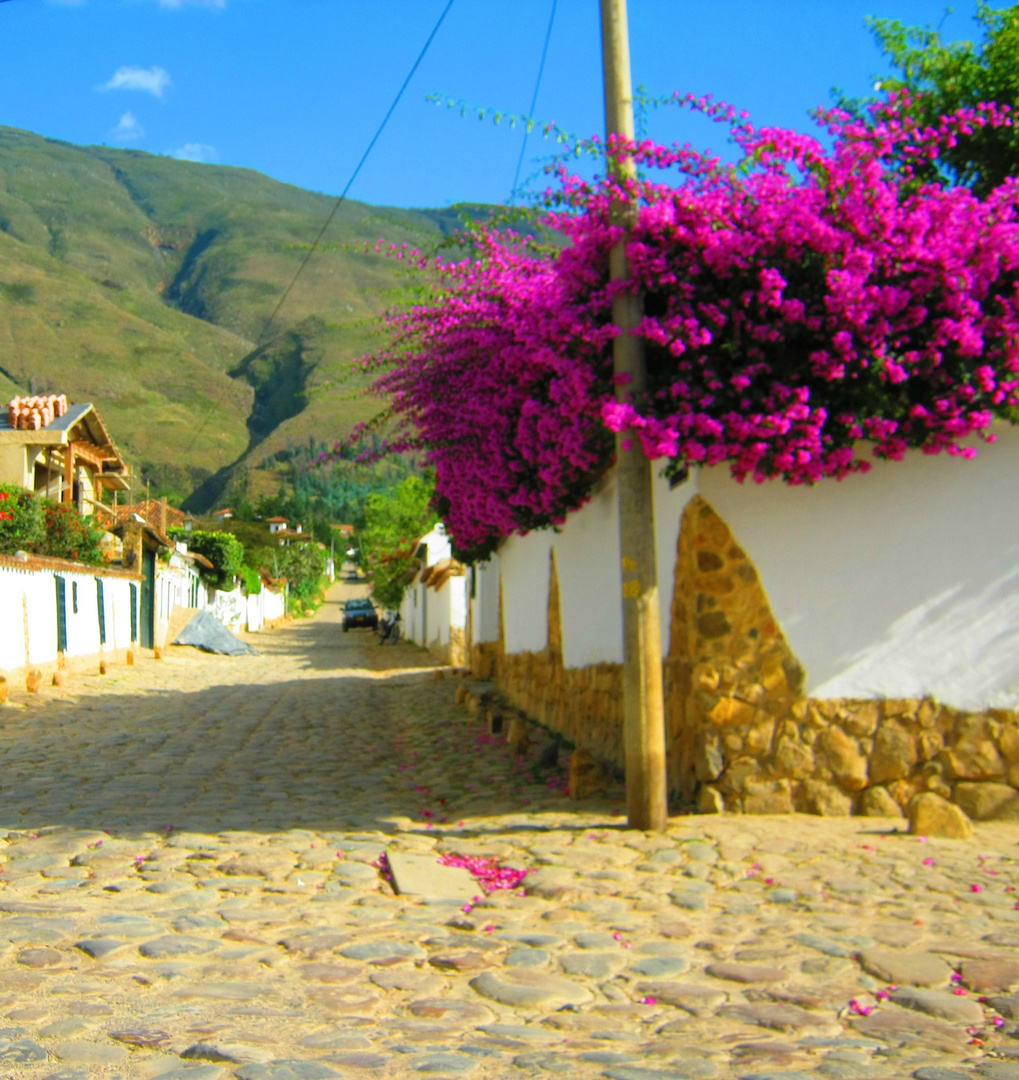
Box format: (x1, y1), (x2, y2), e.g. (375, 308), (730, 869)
(182, 0), (455, 459)
(510, 0), (558, 202)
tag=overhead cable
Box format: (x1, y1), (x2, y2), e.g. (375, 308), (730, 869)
(510, 0), (558, 202)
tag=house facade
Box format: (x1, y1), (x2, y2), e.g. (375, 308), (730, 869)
(0, 395), (130, 526)
(400, 524), (468, 666)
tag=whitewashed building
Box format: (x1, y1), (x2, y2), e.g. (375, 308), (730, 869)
(400, 524), (468, 666)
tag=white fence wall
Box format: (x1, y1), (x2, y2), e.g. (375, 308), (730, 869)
(245, 586), (286, 633)
(472, 468), (694, 666)
(473, 422), (1019, 713)
(0, 562), (137, 674)
(206, 586), (246, 631)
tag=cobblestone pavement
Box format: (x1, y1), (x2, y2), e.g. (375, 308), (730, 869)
(0, 585), (1017, 1080)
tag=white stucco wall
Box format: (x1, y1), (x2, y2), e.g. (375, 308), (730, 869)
(471, 560), (501, 646)
(0, 569), (28, 670)
(699, 423), (1019, 710)
(63, 573), (101, 658)
(25, 571), (58, 666)
(0, 564), (137, 672)
(499, 528), (554, 655)
(471, 465), (697, 667)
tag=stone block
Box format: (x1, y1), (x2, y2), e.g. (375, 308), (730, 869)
(773, 736), (814, 779)
(744, 716), (775, 757)
(858, 786), (904, 818)
(25, 669), (42, 693)
(505, 717), (530, 753)
(942, 738), (1005, 781)
(907, 792), (973, 840)
(0, 675), (7, 703)
(1000, 725), (1019, 765)
(708, 696), (756, 727)
(697, 786), (724, 814)
(718, 755), (760, 795)
(693, 732), (723, 783)
(797, 779), (852, 817)
(916, 699), (940, 728)
(386, 852), (476, 902)
(818, 726), (868, 791)
(568, 749), (610, 799)
(869, 721), (917, 784)
(842, 701), (880, 737)
(743, 778), (794, 815)
(918, 730), (944, 762)
(953, 782), (1019, 821)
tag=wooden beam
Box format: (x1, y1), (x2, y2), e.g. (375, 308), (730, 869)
(64, 445), (73, 504)
(68, 440), (107, 468)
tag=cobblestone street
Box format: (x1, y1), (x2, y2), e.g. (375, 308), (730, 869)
(0, 584), (1016, 1080)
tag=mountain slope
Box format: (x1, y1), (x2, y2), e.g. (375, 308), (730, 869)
(0, 126), (470, 507)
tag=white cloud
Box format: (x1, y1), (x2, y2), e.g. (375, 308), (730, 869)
(100, 66), (172, 99)
(112, 112), (145, 141)
(171, 143), (217, 163)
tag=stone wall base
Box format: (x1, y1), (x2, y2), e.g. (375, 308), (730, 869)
(473, 497), (1019, 820)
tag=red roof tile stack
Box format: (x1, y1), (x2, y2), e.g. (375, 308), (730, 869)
(6, 394), (68, 430)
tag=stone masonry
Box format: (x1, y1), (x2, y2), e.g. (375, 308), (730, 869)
(476, 496), (1019, 822)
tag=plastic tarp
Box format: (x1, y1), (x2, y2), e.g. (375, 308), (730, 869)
(173, 610), (256, 656)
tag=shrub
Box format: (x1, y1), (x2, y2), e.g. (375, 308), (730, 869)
(39, 502), (106, 566)
(0, 484), (43, 554)
(274, 544), (326, 604)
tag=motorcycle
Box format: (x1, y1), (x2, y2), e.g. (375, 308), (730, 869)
(377, 610), (401, 645)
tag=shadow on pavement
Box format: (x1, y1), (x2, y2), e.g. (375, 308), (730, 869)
(0, 666), (606, 841)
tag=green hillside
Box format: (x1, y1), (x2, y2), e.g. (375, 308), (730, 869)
(0, 125), (470, 509)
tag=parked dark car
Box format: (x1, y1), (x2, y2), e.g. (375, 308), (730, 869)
(342, 598), (378, 631)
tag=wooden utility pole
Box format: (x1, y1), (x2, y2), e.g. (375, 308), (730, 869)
(601, 0), (668, 831)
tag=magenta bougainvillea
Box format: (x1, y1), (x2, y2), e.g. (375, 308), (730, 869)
(335, 92), (1019, 556)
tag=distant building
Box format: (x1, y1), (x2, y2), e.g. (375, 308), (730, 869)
(0, 394), (130, 525)
(212, 508), (233, 521)
(267, 516), (288, 534)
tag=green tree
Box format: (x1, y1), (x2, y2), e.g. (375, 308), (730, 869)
(274, 544), (326, 605)
(171, 528), (244, 589)
(846, 3), (1019, 195)
(360, 475), (437, 609)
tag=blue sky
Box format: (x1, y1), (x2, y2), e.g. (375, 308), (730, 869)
(0, 0), (985, 209)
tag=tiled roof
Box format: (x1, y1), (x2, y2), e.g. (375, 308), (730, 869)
(5, 394), (68, 431)
(111, 500), (193, 531)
